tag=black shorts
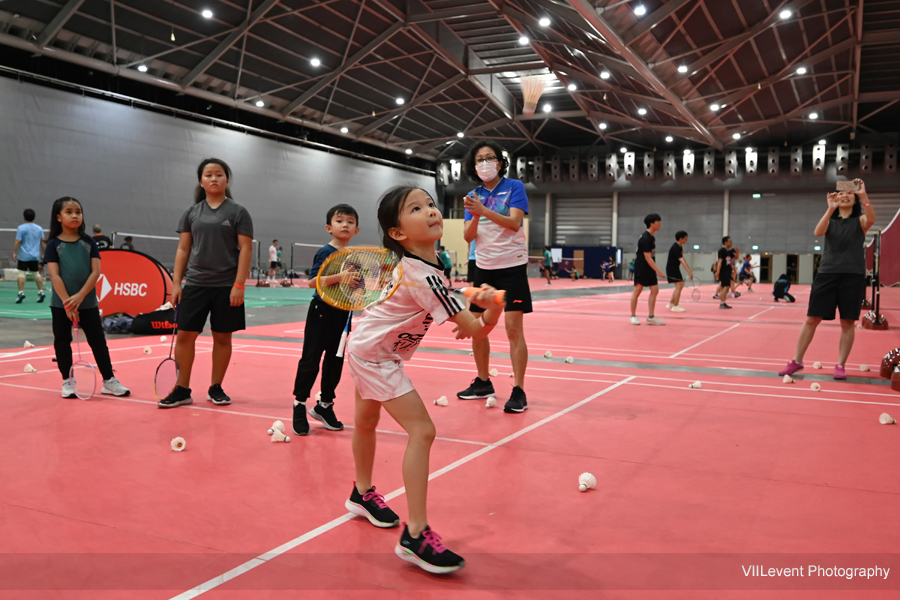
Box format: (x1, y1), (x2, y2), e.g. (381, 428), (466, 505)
(471, 263), (532, 314)
(634, 268), (658, 288)
(177, 285), (246, 333)
(17, 260), (39, 272)
(666, 270), (683, 284)
(807, 272), (866, 321)
(270, 261), (279, 269)
(467, 259), (477, 283)
(718, 272), (733, 287)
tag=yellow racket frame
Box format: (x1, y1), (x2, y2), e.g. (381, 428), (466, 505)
(315, 246), (403, 311)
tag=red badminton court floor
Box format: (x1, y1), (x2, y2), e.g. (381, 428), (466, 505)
(1, 283), (898, 598)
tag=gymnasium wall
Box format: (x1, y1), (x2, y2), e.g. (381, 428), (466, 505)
(617, 193), (725, 255)
(0, 77), (434, 256)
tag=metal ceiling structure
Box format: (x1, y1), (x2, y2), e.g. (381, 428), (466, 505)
(0, 0), (898, 161)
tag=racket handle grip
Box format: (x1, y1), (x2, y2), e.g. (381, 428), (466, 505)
(462, 287), (506, 305)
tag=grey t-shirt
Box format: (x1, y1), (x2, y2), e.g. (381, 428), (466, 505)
(177, 198), (254, 287)
(817, 216), (865, 275)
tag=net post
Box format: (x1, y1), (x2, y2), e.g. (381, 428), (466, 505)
(874, 230), (882, 325)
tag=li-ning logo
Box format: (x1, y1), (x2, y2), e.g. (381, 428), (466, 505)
(97, 274), (148, 301)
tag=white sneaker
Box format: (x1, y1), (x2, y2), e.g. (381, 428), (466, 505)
(630, 316), (640, 326)
(102, 377), (131, 396)
(666, 303), (673, 309)
(670, 305), (686, 312)
(61, 379), (76, 399)
(646, 316), (666, 326)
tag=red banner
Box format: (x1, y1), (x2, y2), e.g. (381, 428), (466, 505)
(96, 250), (172, 316)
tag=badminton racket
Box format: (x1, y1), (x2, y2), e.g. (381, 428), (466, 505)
(154, 308), (179, 400)
(689, 276), (701, 302)
(316, 246), (505, 312)
(70, 320), (97, 400)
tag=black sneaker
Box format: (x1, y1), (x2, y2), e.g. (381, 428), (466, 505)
(456, 377), (494, 400)
(158, 385), (193, 408)
(733, 291), (742, 298)
(719, 303), (733, 310)
(15, 292), (24, 304)
(345, 483), (400, 528)
(206, 384), (231, 405)
(292, 400), (309, 436)
(503, 386), (528, 413)
(309, 402), (343, 431)
(395, 524), (465, 574)
(37, 291), (45, 303)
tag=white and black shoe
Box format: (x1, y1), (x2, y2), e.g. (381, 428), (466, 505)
(158, 386), (193, 408)
(503, 386), (528, 413)
(457, 377), (494, 400)
(101, 377), (130, 396)
(345, 483), (400, 528)
(396, 524), (465, 574)
(309, 402), (343, 431)
(207, 384), (231, 405)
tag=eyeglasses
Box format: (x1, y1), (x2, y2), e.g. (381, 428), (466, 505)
(475, 156), (499, 165)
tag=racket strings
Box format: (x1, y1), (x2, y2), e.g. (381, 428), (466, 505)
(318, 247), (401, 311)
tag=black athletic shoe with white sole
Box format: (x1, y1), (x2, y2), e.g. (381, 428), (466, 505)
(345, 484), (399, 528)
(503, 386), (528, 413)
(309, 402), (343, 430)
(395, 524), (465, 574)
(456, 377), (494, 400)
(158, 385), (193, 408)
(207, 384), (231, 405)
(293, 400), (310, 436)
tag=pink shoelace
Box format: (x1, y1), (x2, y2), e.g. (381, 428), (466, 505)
(362, 488), (389, 509)
(418, 529), (447, 554)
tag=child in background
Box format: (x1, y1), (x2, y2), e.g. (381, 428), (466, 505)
(773, 274), (795, 303)
(343, 186), (503, 573)
(438, 245), (453, 281)
(44, 197), (130, 398)
(13, 208), (46, 304)
(292, 204), (360, 435)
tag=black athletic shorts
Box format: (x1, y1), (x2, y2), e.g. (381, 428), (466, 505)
(807, 272), (866, 321)
(467, 259), (477, 283)
(470, 263), (532, 314)
(666, 269), (683, 284)
(177, 285), (246, 333)
(718, 271), (733, 287)
(270, 261), (279, 269)
(17, 260), (39, 272)
(634, 268), (658, 288)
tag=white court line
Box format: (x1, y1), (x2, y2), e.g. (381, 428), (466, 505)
(669, 323), (741, 358)
(0, 349), (213, 379)
(747, 306), (776, 320)
(168, 376), (635, 599)
(0, 341), (199, 365)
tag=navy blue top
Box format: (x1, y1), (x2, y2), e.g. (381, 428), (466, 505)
(309, 243), (339, 302)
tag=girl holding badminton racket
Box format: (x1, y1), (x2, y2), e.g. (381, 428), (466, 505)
(778, 179), (876, 381)
(337, 186), (503, 574)
(45, 197), (130, 399)
(158, 158), (254, 408)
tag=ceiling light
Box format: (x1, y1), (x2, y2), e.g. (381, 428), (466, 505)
(201, 9), (213, 19)
(502, 71), (516, 78)
(539, 17), (551, 27)
(340, 126), (349, 134)
(684, 149), (691, 155)
(818, 139), (826, 144)
(665, 136), (673, 142)
(311, 58), (321, 67)
(457, 132), (464, 138)
(637, 108), (647, 116)
(449, 159), (457, 164)
(405, 149), (413, 155)
(255, 99), (264, 108)
(599, 122), (608, 130)
(600, 70), (611, 80)
(814, 245), (821, 251)
(567, 83), (577, 91)
(796, 66), (807, 75)
(396, 97), (404, 105)
(745, 147), (754, 153)
(677, 65), (688, 73)
(752, 245), (759, 250)
(620, 147), (627, 153)
(710, 103), (721, 111)
(809, 112), (819, 119)
(634, 4), (647, 16)
(732, 133), (741, 140)
(518, 36), (529, 46)
(779, 9), (792, 19)
(693, 244), (700, 250)
(752, 193), (762, 198)
(543, 103), (552, 113)
(137, 64), (148, 72)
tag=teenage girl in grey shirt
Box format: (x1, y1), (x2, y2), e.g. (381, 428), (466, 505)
(779, 178), (876, 380)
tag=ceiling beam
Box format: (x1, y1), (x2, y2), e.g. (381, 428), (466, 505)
(623, 0), (694, 45)
(851, 0), (864, 132)
(356, 73), (466, 137)
(408, 4), (497, 23)
(180, 0), (281, 88)
(281, 21), (403, 116)
(566, 0), (721, 148)
(469, 61), (547, 75)
(36, 0), (87, 47)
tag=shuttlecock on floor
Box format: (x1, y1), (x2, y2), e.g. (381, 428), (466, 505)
(565, 356), (574, 363)
(578, 472), (597, 492)
(468, 351), (474, 356)
(23, 363), (37, 374)
(143, 347), (152, 355)
(879, 413), (896, 425)
(810, 382), (821, 391)
(160, 336), (167, 343)
(485, 397), (497, 408)
(688, 381), (702, 389)
(860, 364), (870, 372)
(267, 420), (285, 435)
(171, 437), (186, 452)
(813, 361), (822, 369)
(489, 368), (499, 377)
(544, 351), (553, 358)
(23, 340), (34, 348)
(434, 396), (448, 406)
(271, 429), (290, 442)
(782, 374), (794, 384)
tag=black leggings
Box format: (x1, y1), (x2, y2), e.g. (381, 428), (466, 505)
(51, 307), (114, 380)
(293, 298), (349, 403)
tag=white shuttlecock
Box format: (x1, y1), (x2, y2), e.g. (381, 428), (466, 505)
(315, 391), (321, 401)
(688, 381), (702, 389)
(485, 397), (497, 408)
(267, 420), (285, 435)
(860, 364), (870, 372)
(23, 340), (34, 348)
(544, 351), (553, 358)
(879, 413), (896, 425)
(810, 382), (821, 391)
(171, 437), (186, 452)
(143, 347), (152, 355)
(434, 396), (448, 406)
(489, 368), (499, 377)
(271, 429), (290, 442)
(160, 336), (167, 343)
(468, 351), (474, 356)
(782, 374), (794, 384)
(813, 361), (822, 369)
(578, 472), (597, 492)
(24, 363), (36, 374)
(565, 356), (574, 364)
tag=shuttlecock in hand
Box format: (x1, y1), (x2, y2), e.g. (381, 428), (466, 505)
(544, 351), (553, 358)
(489, 368), (499, 377)
(267, 420), (285, 435)
(578, 472), (597, 492)
(782, 374), (794, 384)
(813, 361), (822, 369)
(810, 382), (821, 391)
(434, 395), (449, 406)
(271, 429), (290, 442)
(485, 397), (497, 408)
(23, 341), (34, 348)
(23, 363), (37, 374)
(143, 347), (152, 355)
(689, 381), (702, 389)
(879, 413), (896, 425)
(171, 437), (186, 452)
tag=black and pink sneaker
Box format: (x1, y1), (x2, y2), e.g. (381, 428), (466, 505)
(345, 483), (399, 528)
(395, 524), (465, 574)
(778, 360), (804, 377)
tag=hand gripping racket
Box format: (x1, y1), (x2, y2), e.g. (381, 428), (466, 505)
(70, 320), (97, 400)
(154, 308), (179, 400)
(316, 246), (505, 313)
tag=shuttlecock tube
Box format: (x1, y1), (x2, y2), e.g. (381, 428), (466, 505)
(810, 382), (821, 391)
(489, 368), (499, 377)
(271, 429), (290, 442)
(689, 381), (702, 389)
(485, 397), (497, 408)
(24, 341), (34, 348)
(879, 413), (896, 425)
(578, 472), (597, 492)
(434, 396), (449, 406)
(171, 437), (186, 452)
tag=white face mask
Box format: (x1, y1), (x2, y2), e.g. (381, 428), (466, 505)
(476, 161), (500, 182)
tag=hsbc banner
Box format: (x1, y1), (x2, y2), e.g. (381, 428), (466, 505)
(96, 250), (173, 317)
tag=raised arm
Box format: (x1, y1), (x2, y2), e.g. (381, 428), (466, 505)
(857, 179), (876, 233)
(814, 194), (839, 237)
